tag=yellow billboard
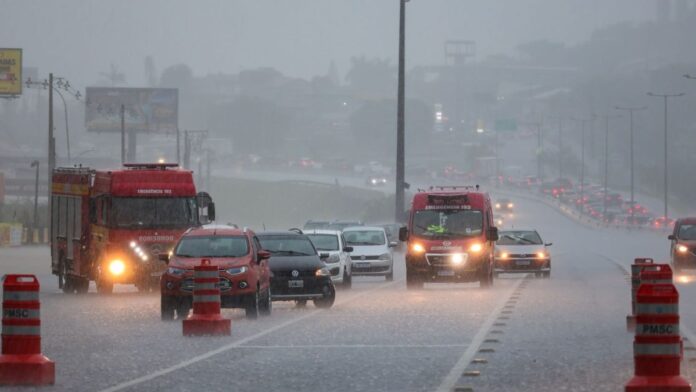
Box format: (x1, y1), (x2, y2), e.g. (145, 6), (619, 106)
(0, 48), (22, 96)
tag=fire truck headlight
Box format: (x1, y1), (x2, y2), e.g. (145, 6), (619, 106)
(108, 260), (126, 276)
(451, 254), (465, 265)
(469, 243), (483, 253)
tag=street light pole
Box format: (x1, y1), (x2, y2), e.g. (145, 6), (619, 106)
(615, 105), (646, 224)
(647, 92), (685, 220)
(571, 117), (593, 214)
(30, 160), (40, 241)
(395, 0), (408, 223)
(598, 114), (621, 222)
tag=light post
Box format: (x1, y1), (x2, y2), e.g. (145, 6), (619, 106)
(571, 116), (594, 214)
(615, 105), (646, 224)
(30, 160), (40, 242)
(647, 92), (685, 220)
(395, 0), (409, 222)
(597, 114), (621, 222)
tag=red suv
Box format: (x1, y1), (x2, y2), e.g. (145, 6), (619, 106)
(160, 225), (272, 320)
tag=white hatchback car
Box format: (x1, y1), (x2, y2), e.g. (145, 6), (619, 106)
(343, 226), (396, 281)
(305, 230), (354, 289)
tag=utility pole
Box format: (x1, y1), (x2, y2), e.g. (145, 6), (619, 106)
(572, 117), (593, 214)
(395, 0), (408, 223)
(558, 118), (564, 179)
(615, 105), (646, 224)
(598, 114), (621, 222)
(30, 160), (40, 241)
(536, 121), (544, 181)
(48, 73), (54, 199)
(647, 92), (685, 220)
(120, 104), (126, 165)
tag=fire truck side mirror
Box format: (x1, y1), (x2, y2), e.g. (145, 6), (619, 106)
(487, 227), (499, 242)
(158, 253), (170, 264)
(398, 227), (408, 242)
(207, 203), (216, 222)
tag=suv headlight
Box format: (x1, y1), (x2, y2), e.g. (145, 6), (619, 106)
(315, 268), (331, 277)
(379, 253), (392, 261)
(226, 266), (248, 275)
(167, 267), (186, 276)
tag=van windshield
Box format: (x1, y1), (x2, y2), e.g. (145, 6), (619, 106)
(413, 210), (483, 238)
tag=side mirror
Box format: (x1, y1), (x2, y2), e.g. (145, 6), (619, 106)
(668, 234), (676, 240)
(398, 226), (409, 242)
(257, 250), (271, 262)
(158, 253), (170, 264)
(487, 227), (499, 242)
(388, 241), (398, 248)
(319, 252), (330, 260)
(545, 242), (553, 247)
(343, 246), (354, 253)
(207, 203), (216, 222)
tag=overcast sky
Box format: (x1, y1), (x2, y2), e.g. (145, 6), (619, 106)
(2, 0), (655, 87)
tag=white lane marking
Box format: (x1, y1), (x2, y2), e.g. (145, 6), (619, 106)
(436, 276), (526, 392)
(98, 280), (398, 392)
(237, 344), (470, 349)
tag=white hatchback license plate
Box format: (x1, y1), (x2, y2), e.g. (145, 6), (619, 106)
(516, 260), (532, 266)
(288, 280), (304, 288)
(355, 262), (370, 269)
(437, 270), (455, 276)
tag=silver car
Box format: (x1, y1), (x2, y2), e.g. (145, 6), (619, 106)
(494, 229), (552, 278)
(305, 229), (354, 289)
(343, 226), (396, 281)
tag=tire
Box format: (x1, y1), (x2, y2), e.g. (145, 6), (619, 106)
(295, 300), (307, 308)
(535, 272), (542, 279)
(59, 256), (74, 294)
(406, 269), (423, 290)
(245, 288), (260, 319)
(176, 297), (191, 320)
(161, 295), (175, 321)
(385, 270), (394, 281)
(74, 278), (89, 294)
(259, 287), (272, 316)
(313, 284), (335, 309)
(479, 262), (493, 288)
(342, 269), (352, 289)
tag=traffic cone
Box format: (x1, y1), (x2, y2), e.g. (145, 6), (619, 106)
(0, 275), (55, 385)
(182, 259), (231, 336)
(627, 258), (658, 332)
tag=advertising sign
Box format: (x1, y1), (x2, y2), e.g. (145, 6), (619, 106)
(0, 49), (22, 96)
(85, 87), (178, 133)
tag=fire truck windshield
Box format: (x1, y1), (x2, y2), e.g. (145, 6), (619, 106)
(110, 197), (197, 228)
(413, 210), (483, 238)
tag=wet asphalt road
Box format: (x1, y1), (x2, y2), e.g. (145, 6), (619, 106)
(1, 192), (695, 391)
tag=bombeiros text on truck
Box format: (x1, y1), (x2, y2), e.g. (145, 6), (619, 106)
(50, 163), (215, 294)
(399, 185), (499, 289)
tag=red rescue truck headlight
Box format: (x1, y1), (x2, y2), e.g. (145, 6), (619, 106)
(411, 243), (426, 254)
(469, 243), (483, 253)
(451, 254), (465, 265)
(108, 259), (126, 276)
(507, 203), (514, 209)
(678, 245), (689, 254)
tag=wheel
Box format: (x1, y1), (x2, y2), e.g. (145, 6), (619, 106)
(479, 262), (493, 288)
(161, 294), (175, 321)
(59, 256), (75, 294)
(493, 271), (500, 279)
(295, 300), (308, 308)
(176, 297), (191, 320)
(74, 278), (89, 294)
(385, 270), (394, 281)
(259, 287), (272, 316)
(342, 269), (352, 289)
(406, 269), (423, 290)
(96, 277), (113, 295)
(313, 284), (335, 308)
(245, 288), (260, 319)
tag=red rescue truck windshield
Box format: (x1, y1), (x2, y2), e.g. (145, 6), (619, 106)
(110, 197), (197, 228)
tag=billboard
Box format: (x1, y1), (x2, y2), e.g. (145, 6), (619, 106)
(85, 87), (178, 133)
(0, 48), (22, 96)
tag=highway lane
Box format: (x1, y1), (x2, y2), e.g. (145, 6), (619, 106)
(1, 191), (692, 391)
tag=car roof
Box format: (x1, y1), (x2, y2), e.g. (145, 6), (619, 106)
(677, 218), (696, 224)
(304, 229), (341, 235)
(258, 231), (306, 237)
(185, 225), (249, 237)
(343, 226), (385, 232)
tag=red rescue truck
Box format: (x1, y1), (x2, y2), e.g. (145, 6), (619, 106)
(399, 186), (498, 289)
(50, 163), (214, 294)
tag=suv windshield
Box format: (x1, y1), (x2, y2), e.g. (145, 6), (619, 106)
(111, 197), (197, 228)
(413, 210), (483, 237)
(344, 230), (385, 246)
(497, 231), (543, 245)
(307, 234), (340, 251)
(678, 224), (696, 240)
(258, 235), (317, 256)
(175, 236), (249, 258)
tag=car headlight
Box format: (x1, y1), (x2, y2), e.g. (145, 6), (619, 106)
(678, 245), (689, 253)
(326, 254), (340, 263)
(167, 267), (186, 276)
(379, 253), (392, 261)
(108, 260), (125, 276)
(496, 252), (509, 259)
(315, 268), (331, 277)
(226, 266), (248, 275)
(411, 243), (425, 254)
(507, 203), (514, 208)
(537, 251), (547, 259)
(469, 243), (483, 253)
(495, 203), (501, 209)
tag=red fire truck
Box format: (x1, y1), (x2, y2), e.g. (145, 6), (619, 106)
(399, 185), (498, 289)
(50, 163), (214, 294)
